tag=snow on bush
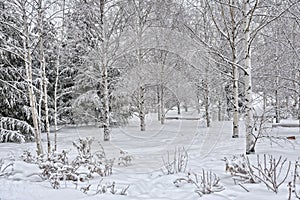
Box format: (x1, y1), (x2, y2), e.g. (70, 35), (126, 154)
(224, 154), (291, 193)
(21, 137), (115, 189)
(118, 150), (133, 166)
(161, 147), (188, 175)
(174, 170), (224, 197)
(224, 154), (258, 184)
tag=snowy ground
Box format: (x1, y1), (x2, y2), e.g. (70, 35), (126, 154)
(0, 110), (300, 200)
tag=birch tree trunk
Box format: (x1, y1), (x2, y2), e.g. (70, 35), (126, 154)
(177, 101), (181, 115)
(218, 99), (222, 121)
(139, 85), (146, 131)
(244, 0), (255, 154)
(232, 63), (239, 137)
(38, 0), (51, 153)
(275, 40), (280, 123)
(157, 85), (161, 121)
(231, 0), (239, 138)
(53, 0), (66, 150)
(204, 66), (210, 127)
(99, 0), (111, 141)
(102, 61), (110, 141)
(21, 2), (43, 155)
(160, 84), (165, 124)
(207, 0), (240, 135)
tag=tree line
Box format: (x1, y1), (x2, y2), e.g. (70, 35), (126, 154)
(0, 0), (299, 155)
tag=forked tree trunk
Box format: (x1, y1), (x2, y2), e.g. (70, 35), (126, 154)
(22, 3), (43, 155)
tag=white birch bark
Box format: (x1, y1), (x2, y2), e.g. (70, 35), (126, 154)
(102, 60), (110, 141)
(244, 0), (255, 154)
(232, 64), (239, 137)
(208, 0), (240, 136)
(100, 0), (111, 141)
(135, 0), (147, 131)
(139, 85), (146, 131)
(204, 66), (210, 127)
(160, 84), (165, 124)
(38, 0), (51, 153)
(21, 1), (43, 155)
(157, 85), (161, 121)
(230, 0), (239, 137)
(275, 26), (280, 123)
(53, 0), (66, 150)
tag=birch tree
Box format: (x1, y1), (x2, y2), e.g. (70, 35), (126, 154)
(242, 0), (296, 153)
(206, 0), (244, 137)
(67, 0), (127, 141)
(20, 0), (43, 155)
(127, 0), (152, 131)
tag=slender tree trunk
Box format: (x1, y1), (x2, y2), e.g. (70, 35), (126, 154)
(232, 64), (239, 137)
(196, 85), (201, 114)
(53, 0), (65, 151)
(38, 0), (51, 153)
(298, 69), (300, 130)
(157, 85), (161, 121)
(230, 0), (239, 138)
(103, 62), (110, 141)
(275, 65), (280, 123)
(177, 101), (181, 115)
(244, 1), (255, 154)
(160, 84), (165, 124)
(139, 86), (146, 131)
(184, 101), (188, 112)
(100, 0), (110, 141)
(22, 3), (43, 155)
(204, 67), (210, 127)
(54, 60), (59, 149)
(218, 99), (222, 121)
(42, 56), (50, 153)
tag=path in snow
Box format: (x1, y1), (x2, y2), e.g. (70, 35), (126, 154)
(199, 121), (231, 159)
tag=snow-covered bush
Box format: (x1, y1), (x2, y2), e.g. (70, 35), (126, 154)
(72, 137), (114, 176)
(224, 154), (291, 193)
(174, 170), (224, 197)
(21, 150), (36, 163)
(22, 137), (115, 189)
(95, 179), (130, 195)
(118, 150), (133, 166)
(161, 147), (188, 175)
(252, 154), (291, 193)
(224, 154), (257, 184)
